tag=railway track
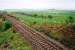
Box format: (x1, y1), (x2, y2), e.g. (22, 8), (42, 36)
(2, 14), (70, 50)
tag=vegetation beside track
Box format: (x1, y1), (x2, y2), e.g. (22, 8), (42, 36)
(0, 18), (32, 50)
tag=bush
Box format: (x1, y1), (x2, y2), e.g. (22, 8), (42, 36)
(0, 20), (12, 32)
(60, 24), (75, 49)
(0, 32), (32, 50)
(66, 16), (74, 24)
(33, 14), (37, 17)
(48, 15), (53, 19)
(0, 32), (12, 45)
(4, 20), (12, 30)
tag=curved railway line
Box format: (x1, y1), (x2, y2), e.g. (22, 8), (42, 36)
(1, 14), (70, 50)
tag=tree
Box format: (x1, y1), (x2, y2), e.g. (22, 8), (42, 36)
(68, 16), (74, 24)
(3, 20), (12, 31)
(33, 14), (37, 17)
(48, 15), (53, 19)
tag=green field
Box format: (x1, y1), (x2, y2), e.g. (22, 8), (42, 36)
(15, 13), (75, 26)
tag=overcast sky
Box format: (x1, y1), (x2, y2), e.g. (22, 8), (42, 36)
(0, 0), (75, 10)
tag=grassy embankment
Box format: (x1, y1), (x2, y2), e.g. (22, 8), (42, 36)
(0, 18), (32, 50)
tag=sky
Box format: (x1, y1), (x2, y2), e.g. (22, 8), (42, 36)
(0, 0), (75, 10)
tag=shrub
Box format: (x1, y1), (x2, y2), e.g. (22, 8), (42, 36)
(60, 24), (75, 49)
(0, 32), (12, 45)
(3, 20), (12, 31)
(33, 14), (37, 17)
(66, 16), (74, 24)
(48, 15), (53, 19)
(0, 20), (12, 32)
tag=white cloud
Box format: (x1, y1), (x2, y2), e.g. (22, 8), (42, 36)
(0, 0), (75, 10)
